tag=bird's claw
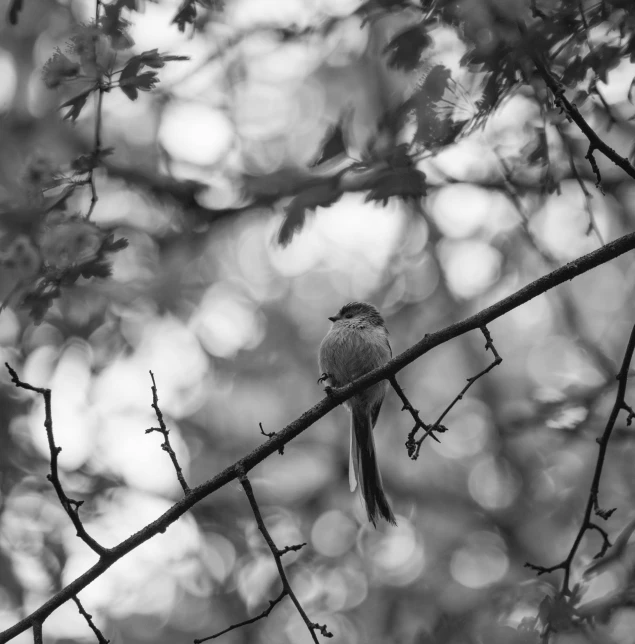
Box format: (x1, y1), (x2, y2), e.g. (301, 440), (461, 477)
(317, 372), (332, 385)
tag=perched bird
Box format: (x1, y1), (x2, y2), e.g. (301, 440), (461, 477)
(318, 302), (396, 526)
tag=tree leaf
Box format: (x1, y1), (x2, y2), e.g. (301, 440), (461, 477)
(277, 180), (343, 246)
(311, 122), (347, 166)
(119, 82), (138, 101)
(420, 64), (451, 102)
(100, 2), (134, 49)
(384, 23), (432, 71)
(172, 0), (197, 32)
(59, 88), (94, 121)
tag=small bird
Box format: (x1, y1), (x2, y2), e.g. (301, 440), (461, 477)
(318, 302), (396, 526)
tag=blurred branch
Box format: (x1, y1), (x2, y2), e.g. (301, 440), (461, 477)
(405, 326), (502, 458)
(525, 39), (635, 183)
(145, 371), (190, 494)
(85, 0), (104, 220)
(6, 0), (23, 24)
(561, 127), (604, 243)
(496, 153), (615, 380)
(103, 161), (264, 225)
(196, 468), (322, 643)
(71, 596), (109, 644)
(4, 363), (107, 557)
(525, 322), (635, 595)
(4, 232), (635, 643)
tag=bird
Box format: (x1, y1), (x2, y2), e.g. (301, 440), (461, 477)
(318, 301), (396, 526)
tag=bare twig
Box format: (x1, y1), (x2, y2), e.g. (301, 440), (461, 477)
(194, 591), (286, 643)
(525, 322), (635, 595)
(3, 232), (635, 644)
(561, 128), (604, 243)
(72, 596), (109, 644)
(496, 153), (615, 379)
(260, 422), (284, 455)
(224, 467), (328, 643)
(145, 371), (190, 494)
(406, 326), (502, 459)
(4, 363), (107, 557)
(390, 377), (442, 445)
(86, 0), (105, 220)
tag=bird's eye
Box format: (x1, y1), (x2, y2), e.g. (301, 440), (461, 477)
(345, 313), (352, 318)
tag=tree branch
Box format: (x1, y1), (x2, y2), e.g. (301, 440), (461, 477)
(197, 468), (327, 643)
(389, 377), (442, 445)
(527, 46), (635, 182)
(145, 371), (190, 494)
(525, 322), (635, 595)
(4, 364), (107, 557)
(72, 596), (109, 644)
(3, 230), (635, 643)
(32, 622), (41, 644)
(85, 0), (105, 220)
(194, 591), (286, 642)
(405, 326), (502, 458)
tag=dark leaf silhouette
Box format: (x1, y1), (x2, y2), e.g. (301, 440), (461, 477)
(278, 180), (343, 246)
(60, 88), (94, 122)
(311, 122), (347, 166)
(384, 24), (432, 71)
(100, 2), (134, 49)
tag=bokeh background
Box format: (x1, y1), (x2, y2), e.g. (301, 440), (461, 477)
(2, 0), (635, 642)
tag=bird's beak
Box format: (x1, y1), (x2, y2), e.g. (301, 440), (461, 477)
(328, 316), (337, 322)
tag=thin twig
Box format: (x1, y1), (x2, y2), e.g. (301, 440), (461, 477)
(497, 152), (614, 379)
(390, 377), (442, 445)
(194, 591), (286, 643)
(86, 0), (104, 220)
(406, 326), (502, 459)
(233, 466), (329, 643)
(72, 596), (109, 644)
(260, 422), (284, 455)
(561, 127), (604, 243)
(4, 364), (107, 557)
(146, 371), (190, 494)
(4, 231), (635, 644)
(525, 322), (635, 595)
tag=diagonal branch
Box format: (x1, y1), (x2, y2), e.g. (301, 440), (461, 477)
(238, 468), (327, 642)
(194, 591), (286, 642)
(525, 42), (635, 183)
(4, 364), (107, 557)
(196, 467), (322, 643)
(389, 377), (442, 445)
(145, 371), (190, 494)
(405, 326), (502, 458)
(525, 322), (635, 595)
(72, 596), (109, 644)
(3, 231), (635, 643)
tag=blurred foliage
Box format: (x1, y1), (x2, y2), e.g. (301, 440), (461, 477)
(2, 0), (635, 644)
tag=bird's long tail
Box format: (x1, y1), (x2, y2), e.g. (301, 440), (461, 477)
(350, 406), (396, 526)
